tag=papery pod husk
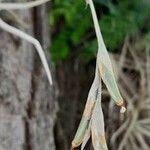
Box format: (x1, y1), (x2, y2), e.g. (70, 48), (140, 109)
(91, 128), (108, 150)
(73, 0), (125, 148)
(97, 60), (123, 106)
(88, 0), (124, 107)
(81, 120), (91, 150)
(91, 86), (108, 150)
(72, 117), (90, 148)
(72, 68), (100, 148)
(72, 67), (100, 148)
(72, 102), (95, 148)
(72, 98), (96, 148)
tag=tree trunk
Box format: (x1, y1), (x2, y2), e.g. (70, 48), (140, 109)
(0, 2), (57, 150)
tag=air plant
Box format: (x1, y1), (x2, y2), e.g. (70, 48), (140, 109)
(72, 0), (126, 149)
(0, 0), (52, 85)
(109, 35), (150, 150)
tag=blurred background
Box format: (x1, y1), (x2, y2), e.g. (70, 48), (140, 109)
(0, 0), (149, 150)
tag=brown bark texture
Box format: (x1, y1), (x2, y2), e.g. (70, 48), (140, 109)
(0, 1), (57, 150)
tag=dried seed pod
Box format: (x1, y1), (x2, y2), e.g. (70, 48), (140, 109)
(72, 0), (126, 149)
(72, 68), (100, 148)
(72, 100), (96, 148)
(72, 117), (90, 148)
(81, 121), (91, 150)
(98, 62), (124, 106)
(91, 86), (108, 150)
(88, 0), (125, 109)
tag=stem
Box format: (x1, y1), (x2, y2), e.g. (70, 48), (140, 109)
(87, 0), (105, 48)
(0, 18), (53, 85)
(0, 0), (50, 10)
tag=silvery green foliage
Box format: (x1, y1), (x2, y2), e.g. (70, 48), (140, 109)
(0, 0), (50, 10)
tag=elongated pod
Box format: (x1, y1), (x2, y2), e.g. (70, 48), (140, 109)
(72, 0), (126, 149)
(91, 86), (108, 150)
(88, 0), (125, 108)
(72, 66), (100, 148)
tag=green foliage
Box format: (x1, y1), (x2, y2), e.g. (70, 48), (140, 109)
(51, 32), (70, 61)
(98, 0), (149, 50)
(49, 0), (91, 62)
(49, 0), (150, 62)
(79, 40), (98, 63)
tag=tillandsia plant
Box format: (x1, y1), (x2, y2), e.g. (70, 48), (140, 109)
(72, 0), (126, 149)
(0, 0), (52, 85)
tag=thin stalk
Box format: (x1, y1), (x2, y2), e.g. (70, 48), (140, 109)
(0, 0), (50, 10)
(0, 18), (53, 85)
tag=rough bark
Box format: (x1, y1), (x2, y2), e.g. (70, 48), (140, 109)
(0, 2), (56, 150)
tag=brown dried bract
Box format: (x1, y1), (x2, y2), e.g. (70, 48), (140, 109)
(71, 140), (80, 149)
(99, 135), (106, 145)
(83, 100), (95, 119)
(116, 100), (124, 106)
(98, 63), (105, 78)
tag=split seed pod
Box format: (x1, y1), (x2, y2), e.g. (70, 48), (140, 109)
(72, 0), (126, 149)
